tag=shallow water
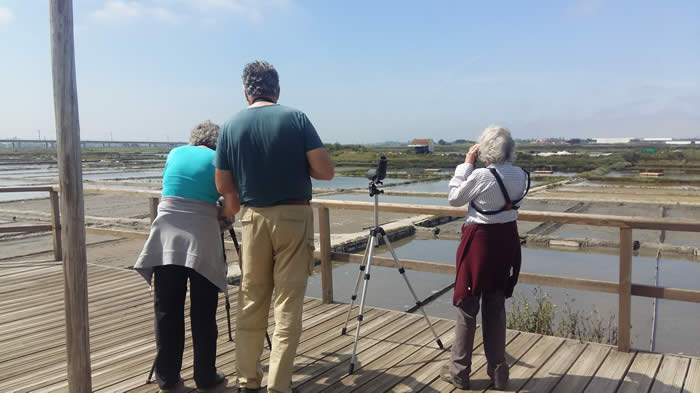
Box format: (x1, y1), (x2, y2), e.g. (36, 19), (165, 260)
(607, 170), (700, 181)
(307, 237), (700, 355)
(318, 192), (448, 206)
(312, 176), (403, 190)
(389, 178), (543, 193)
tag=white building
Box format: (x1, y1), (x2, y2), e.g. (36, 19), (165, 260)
(642, 138), (672, 142)
(594, 137), (634, 144)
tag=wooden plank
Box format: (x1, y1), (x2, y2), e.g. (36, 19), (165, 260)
(581, 350), (636, 393)
(91, 297), (320, 392)
(84, 226), (149, 240)
(92, 311), (315, 392)
(551, 344), (611, 393)
(295, 314), (431, 393)
(683, 358), (700, 393)
(0, 186), (54, 193)
(364, 324), (459, 393)
(617, 352), (663, 393)
(333, 252), (622, 295)
(632, 284), (700, 304)
(649, 355), (690, 393)
(519, 273), (619, 294)
(619, 227), (633, 352)
(318, 206), (333, 303)
(319, 320), (454, 393)
(311, 199), (700, 232)
(50, 190), (62, 261)
(332, 251), (454, 275)
(78, 186), (160, 198)
(0, 225), (54, 234)
(290, 313), (410, 388)
(416, 330), (519, 393)
(519, 340), (588, 393)
(107, 302), (360, 393)
(148, 196), (159, 224)
(16, 293), (283, 392)
(488, 335), (565, 392)
(459, 332), (541, 392)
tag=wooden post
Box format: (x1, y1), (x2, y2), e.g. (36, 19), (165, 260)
(49, 190), (62, 261)
(49, 1), (92, 391)
(148, 197), (160, 224)
(618, 227), (633, 352)
(318, 206), (333, 303)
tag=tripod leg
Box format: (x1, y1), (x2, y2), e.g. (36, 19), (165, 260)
(382, 234), (444, 349)
(147, 357), (156, 383)
(225, 295), (233, 342)
(341, 234), (373, 336)
(349, 234), (376, 374)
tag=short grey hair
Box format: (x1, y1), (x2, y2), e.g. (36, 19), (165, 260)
(242, 60), (280, 99)
(189, 121), (220, 150)
(477, 125), (516, 164)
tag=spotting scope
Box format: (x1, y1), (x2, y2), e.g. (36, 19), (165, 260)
(366, 155), (388, 182)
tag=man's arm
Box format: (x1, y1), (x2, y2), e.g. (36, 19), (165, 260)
(215, 169), (240, 216)
(306, 147), (335, 180)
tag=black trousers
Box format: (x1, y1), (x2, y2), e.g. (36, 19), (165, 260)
(153, 265), (219, 389)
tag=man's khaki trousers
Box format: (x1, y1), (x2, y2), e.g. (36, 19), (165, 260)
(236, 205), (314, 393)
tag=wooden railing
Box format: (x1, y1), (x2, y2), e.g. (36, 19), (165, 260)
(310, 199), (700, 353)
(3, 185), (700, 353)
(0, 186), (62, 261)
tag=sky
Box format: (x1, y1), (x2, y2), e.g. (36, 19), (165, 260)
(0, 0), (698, 143)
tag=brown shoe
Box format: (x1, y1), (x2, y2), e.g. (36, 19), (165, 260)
(440, 364), (469, 389)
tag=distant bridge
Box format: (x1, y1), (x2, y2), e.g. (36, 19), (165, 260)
(0, 139), (186, 149)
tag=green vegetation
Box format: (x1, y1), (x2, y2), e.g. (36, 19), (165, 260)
(507, 288), (617, 345)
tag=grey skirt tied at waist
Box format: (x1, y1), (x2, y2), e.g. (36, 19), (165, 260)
(134, 196), (227, 292)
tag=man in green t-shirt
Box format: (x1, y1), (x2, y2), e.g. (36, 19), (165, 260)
(215, 60), (334, 393)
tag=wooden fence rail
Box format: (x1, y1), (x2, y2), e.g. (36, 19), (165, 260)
(309, 198), (700, 353)
(0, 186), (62, 261)
(3, 185), (700, 353)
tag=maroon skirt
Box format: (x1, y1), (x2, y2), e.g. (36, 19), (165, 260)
(453, 221), (521, 306)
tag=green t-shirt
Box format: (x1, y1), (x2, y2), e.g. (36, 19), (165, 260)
(162, 145), (220, 205)
(214, 104), (324, 207)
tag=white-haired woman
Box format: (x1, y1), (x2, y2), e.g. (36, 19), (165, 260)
(135, 121), (231, 393)
(441, 126), (529, 390)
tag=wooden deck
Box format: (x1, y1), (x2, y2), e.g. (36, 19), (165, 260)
(0, 263), (698, 393)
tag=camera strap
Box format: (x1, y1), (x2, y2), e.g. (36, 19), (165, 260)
(470, 168), (530, 215)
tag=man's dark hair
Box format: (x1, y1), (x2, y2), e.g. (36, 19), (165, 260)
(242, 60), (280, 99)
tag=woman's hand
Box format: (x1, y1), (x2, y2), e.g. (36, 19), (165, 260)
(465, 144), (479, 165)
(216, 205), (235, 232)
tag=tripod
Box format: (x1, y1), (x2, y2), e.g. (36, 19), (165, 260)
(341, 179), (444, 375)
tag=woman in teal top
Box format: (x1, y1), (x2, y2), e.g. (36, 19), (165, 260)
(135, 121), (228, 392)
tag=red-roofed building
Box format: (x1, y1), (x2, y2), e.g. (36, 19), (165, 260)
(408, 138), (434, 154)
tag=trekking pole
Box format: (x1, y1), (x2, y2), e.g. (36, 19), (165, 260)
(221, 232), (234, 341)
(228, 227), (272, 350)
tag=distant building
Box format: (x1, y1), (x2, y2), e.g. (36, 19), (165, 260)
(642, 138), (672, 142)
(665, 140), (692, 145)
(408, 138), (434, 154)
(593, 137), (634, 144)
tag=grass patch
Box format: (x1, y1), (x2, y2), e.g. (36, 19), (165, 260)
(507, 287), (618, 345)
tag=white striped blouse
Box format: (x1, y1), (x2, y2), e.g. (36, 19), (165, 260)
(448, 162), (528, 226)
